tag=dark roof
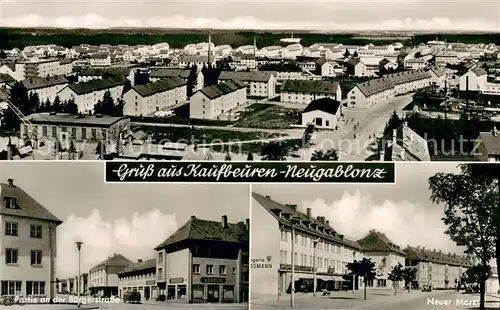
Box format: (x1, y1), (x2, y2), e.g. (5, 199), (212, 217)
(476, 131), (500, 155)
(22, 76), (68, 90)
(281, 80), (339, 95)
(218, 71), (273, 83)
(429, 66), (446, 77)
(91, 53), (110, 59)
(353, 69), (431, 97)
(0, 181), (62, 225)
(379, 58), (391, 66)
(90, 254), (132, 272)
(118, 258), (156, 276)
(303, 98), (341, 115)
(149, 68), (191, 79)
(357, 230), (406, 256)
(404, 246), (472, 267)
(471, 68), (487, 76)
(155, 216), (249, 250)
(315, 58), (327, 66)
(252, 192), (363, 251)
(131, 77), (186, 97)
(67, 76), (125, 95)
(59, 58), (73, 65)
(0, 74), (15, 84)
(78, 67), (131, 77)
(198, 79), (246, 100)
(347, 58), (361, 66)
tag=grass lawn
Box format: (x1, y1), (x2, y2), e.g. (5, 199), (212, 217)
(215, 138), (304, 155)
(134, 125), (285, 146)
(234, 103), (300, 129)
(0, 129), (19, 137)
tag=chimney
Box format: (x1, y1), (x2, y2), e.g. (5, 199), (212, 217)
(7, 138), (12, 160)
(137, 259), (142, 263)
(221, 215), (228, 229)
(245, 218), (250, 229)
(423, 247), (425, 250)
(465, 76), (469, 110)
(253, 37), (257, 57)
(7, 178), (13, 187)
(379, 147), (385, 161)
(207, 33), (212, 65)
(265, 195), (271, 199)
(285, 204), (297, 212)
(325, 220), (329, 225)
(190, 215), (196, 219)
(306, 208), (312, 219)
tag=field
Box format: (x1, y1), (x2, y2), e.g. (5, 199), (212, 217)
(234, 103), (300, 129)
(1, 27), (499, 49)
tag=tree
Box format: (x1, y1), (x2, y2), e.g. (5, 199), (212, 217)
(428, 166), (498, 310)
(100, 90), (115, 115)
(260, 142), (289, 161)
(52, 95), (61, 113)
(63, 98), (78, 114)
(310, 149), (338, 161)
(186, 65), (198, 97)
(95, 141), (106, 159)
(343, 49), (350, 58)
(387, 263), (404, 295)
(383, 111), (403, 135)
(303, 124), (315, 145)
(0, 50), (6, 59)
(114, 98), (125, 116)
(68, 138), (76, 160)
(122, 78), (132, 95)
(346, 258), (376, 300)
(247, 153), (254, 161)
(94, 100), (103, 115)
(402, 267), (417, 293)
(353, 51), (359, 58)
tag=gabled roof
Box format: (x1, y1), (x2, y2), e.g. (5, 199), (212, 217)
(303, 98), (341, 115)
(155, 216), (249, 250)
(218, 71), (273, 82)
(118, 258), (156, 276)
(390, 122), (430, 161)
(429, 66), (446, 77)
(67, 76), (125, 95)
(404, 246), (472, 267)
(198, 79), (246, 100)
(471, 68), (487, 76)
(131, 77), (186, 97)
(357, 230), (406, 256)
(78, 67), (131, 77)
(281, 79), (339, 95)
(22, 76), (68, 90)
(0, 74), (15, 84)
(346, 58), (361, 66)
(252, 192), (363, 251)
(90, 254), (132, 272)
(379, 58), (391, 66)
(0, 181), (62, 225)
(149, 68), (191, 79)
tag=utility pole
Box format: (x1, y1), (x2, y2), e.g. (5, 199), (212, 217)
(352, 252), (356, 294)
(313, 239), (319, 297)
(290, 223), (295, 308)
(76, 242), (83, 308)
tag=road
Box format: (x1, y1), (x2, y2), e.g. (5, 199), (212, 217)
(251, 290), (500, 310)
(23, 301), (248, 310)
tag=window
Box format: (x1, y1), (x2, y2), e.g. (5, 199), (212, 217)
(42, 126), (48, 136)
(280, 230), (287, 242)
(26, 281), (45, 295)
(1, 281), (21, 295)
(81, 128), (87, 139)
(206, 265), (214, 275)
(71, 127), (77, 138)
(5, 222), (18, 236)
(31, 250), (42, 266)
(158, 252), (163, 264)
(219, 265), (226, 275)
(91, 129), (97, 139)
(233, 267), (236, 275)
(6, 248), (18, 264)
(30, 225), (42, 238)
(51, 127), (57, 138)
(157, 268), (163, 280)
(377, 279), (387, 287)
(4, 197), (17, 209)
(193, 264), (200, 274)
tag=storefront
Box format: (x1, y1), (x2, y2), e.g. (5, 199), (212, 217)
(118, 259), (158, 302)
(167, 277), (187, 301)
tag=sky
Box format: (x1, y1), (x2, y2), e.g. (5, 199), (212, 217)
(252, 163), (468, 256)
(0, 162), (249, 278)
(1, 0), (499, 31)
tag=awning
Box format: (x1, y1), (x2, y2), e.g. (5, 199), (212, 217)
(297, 274), (314, 279)
(331, 276), (344, 281)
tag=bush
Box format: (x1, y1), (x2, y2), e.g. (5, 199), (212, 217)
(131, 116), (233, 127)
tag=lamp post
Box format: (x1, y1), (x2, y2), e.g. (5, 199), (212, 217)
(290, 217), (300, 308)
(313, 238), (319, 297)
(75, 242), (83, 308)
(352, 252), (356, 294)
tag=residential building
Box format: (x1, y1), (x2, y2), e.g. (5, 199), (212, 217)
(62, 274), (88, 295)
(315, 58), (337, 77)
(435, 51), (459, 65)
(122, 77), (187, 116)
(17, 58), (63, 79)
(347, 70), (431, 108)
(118, 258), (158, 302)
(404, 246), (471, 289)
(0, 178), (62, 300)
(251, 193), (364, 298)
(280, 80), (342, 104)
(346, 59), (369, 77)
(88, 254), (132, 297)
(76, 68), (132, 83)
(21, 113), (131, 143)
(154, 215), (249, 303)
(428, 67), (446, 88)
(189, 79), (246, 120)
(57, 77), (125, 114)
(89, 54), (112, 67)
(0, 63), (22, 81)
(177, 56), (214, 69)
(459, 68), (487, 93)
(58, 59), (73, 75)
(474, 128), (500, 161)
(21, 76), (69, 103)
(233, 55), (257, 71)
(379, 58), (398, 71)
(218, 71), (276, 99)
(405, 59), (427, 70)
(482, 82), (500, 97)
(301, 98), (342, 129)
(380, 122), (431, 161)
(149, 68), (204, 93)
(357, 230), (406, 290)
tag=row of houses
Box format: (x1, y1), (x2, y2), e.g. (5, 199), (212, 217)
(251, 193), (500, 298)
(0, 177), (249, 304)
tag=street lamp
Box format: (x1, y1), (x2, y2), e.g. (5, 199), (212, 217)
(75, 242), (83, 308)
(312, 238), (319, 297)
(352, 252), (356, 294)
(290, 217), (300, 308)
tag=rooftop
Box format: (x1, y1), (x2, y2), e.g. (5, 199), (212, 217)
(404, 246), (471, 267)
(21, 75), (68, 90)
(218, 71), (273, 83)
(149, 68), (191, 79)
(90, 253), (132, 272)
(303, 98), (341, 115)
(67, 76), (125, 95)
(118, 258), (156, 276)
(281, 79), (339, 95)
(131, 77), (186, 97)
(357, 230), (406, 256)
(0, 179), (62, 225)
(199, 79), (246, 100)
(23, 113), (130, 127)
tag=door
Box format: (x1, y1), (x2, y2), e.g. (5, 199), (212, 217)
(144, 287), (150, 300)
(207, 285), (220, 302)
(315, 118), (323, 126)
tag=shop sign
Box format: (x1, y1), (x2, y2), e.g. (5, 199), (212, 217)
(200, 277), (226, 284)
(169, 277), (184, 284)
(251, 256), (273, 269)
(145, 280), (156, 285)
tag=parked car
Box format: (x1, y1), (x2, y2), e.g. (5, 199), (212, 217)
(422, 285), (432, 292)
(123, 291), (141, 303)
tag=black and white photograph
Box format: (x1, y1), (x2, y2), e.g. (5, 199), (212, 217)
(0, 162), (249, 309)
(0, 2), (498, 161)
(250, 163), (500, 310)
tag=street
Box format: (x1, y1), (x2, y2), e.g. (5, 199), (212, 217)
(251, 290), (500, 310)
(20, 301), (249, 310)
